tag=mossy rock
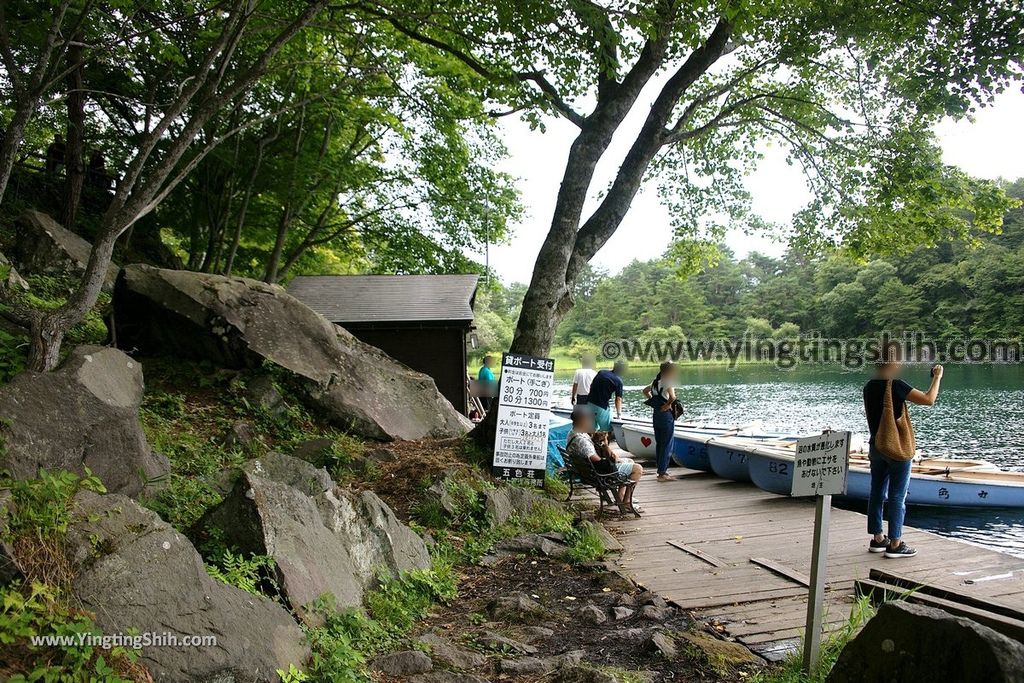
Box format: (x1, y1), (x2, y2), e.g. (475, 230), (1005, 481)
(677, 630), (763, 674)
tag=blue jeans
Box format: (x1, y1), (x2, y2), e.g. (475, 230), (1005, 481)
(653, 408), (675, 475)
(867, 449), (913, 540)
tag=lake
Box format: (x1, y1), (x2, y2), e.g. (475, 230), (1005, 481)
(553, 363), (1024, 557)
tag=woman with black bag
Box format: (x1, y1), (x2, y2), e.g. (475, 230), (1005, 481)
(643, 361), (680, 482)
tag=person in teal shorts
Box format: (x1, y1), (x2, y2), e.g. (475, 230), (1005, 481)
(587, 361), (626, 431)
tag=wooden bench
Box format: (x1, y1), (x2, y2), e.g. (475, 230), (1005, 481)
(557, 445), (641, 518)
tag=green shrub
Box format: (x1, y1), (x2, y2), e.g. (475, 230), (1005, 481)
(0, 581), (143, 682)
(0, 328), (26, 384)
(142, 474), (222, 531)
(205, 552), (280, 598)
(2, 469), (106, 540)
(300, 557), (458, 682)
(566, 524), (606, 564)
(751, 595), (876, 683)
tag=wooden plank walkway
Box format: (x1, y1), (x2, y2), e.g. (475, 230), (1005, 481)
(604, 467), (1024, 660)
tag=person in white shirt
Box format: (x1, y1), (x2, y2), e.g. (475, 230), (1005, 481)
(571, 355), (597, 406)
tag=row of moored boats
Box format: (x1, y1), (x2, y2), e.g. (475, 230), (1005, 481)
(551, 406), (1024, 508)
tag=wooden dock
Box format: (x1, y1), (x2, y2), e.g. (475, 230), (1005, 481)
(605, 467), (1024, 660)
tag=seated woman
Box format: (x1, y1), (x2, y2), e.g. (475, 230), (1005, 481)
(565, 405), (643, 511)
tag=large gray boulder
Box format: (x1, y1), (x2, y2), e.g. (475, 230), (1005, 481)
(12, 210), (118, 289)
(827, 601), (1024, 683)
(67, 491), (309, 682)
(0, 345), (169, 497)
(112, 265), (470, 441)
(197, 452), (430, 624)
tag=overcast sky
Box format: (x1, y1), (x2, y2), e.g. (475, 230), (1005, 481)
(477, 88), (1024, 285)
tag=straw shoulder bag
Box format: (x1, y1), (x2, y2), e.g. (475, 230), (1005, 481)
(875, 380), (915, 461)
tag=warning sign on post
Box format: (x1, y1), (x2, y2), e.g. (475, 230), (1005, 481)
(492, 352), (555, 486)
(791, 431), (850, 497)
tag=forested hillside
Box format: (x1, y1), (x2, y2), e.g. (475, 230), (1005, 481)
(472, 178), (1024, 358)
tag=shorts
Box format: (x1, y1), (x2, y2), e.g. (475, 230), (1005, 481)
(591, 404), (612, 431)
(616, 461), (635, 477)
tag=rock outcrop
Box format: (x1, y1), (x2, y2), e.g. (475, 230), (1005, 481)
(826, 601), (1024, 683)
(67, 491), (309, 682)
(0, 251), (29, 291)
(0, 345), (169, 497)
(112, 265), (470, 441)
(196, 452), (430, 624)
(12, 210), (119, 289)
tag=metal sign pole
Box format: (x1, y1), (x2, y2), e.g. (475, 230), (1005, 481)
(802, 492), (832, 675)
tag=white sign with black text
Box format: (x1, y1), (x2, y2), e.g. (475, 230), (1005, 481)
(791, 431), (851, 497)
(491, 352), (555, 487)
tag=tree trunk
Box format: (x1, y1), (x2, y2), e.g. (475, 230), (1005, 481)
(26, 228), (117, 371)
(0, 100), (34, 207)
(263, 208), (291, 284)
(27, 313), (67, 373)
(62, 41), (86, 231)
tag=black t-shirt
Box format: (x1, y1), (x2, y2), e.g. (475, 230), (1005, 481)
(863, 378), (914, 443)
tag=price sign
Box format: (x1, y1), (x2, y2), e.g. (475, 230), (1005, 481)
(491, 352), (555, 486)
(791, 431), (850, 497)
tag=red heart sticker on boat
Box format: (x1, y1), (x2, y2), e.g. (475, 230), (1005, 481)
(640, 437), (652, 447)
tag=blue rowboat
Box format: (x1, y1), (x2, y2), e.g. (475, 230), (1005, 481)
(706, 439), (756, 482)
(747, 445), (799, 494)
(745, 445), (1015, 508)
(842, 464), (1020, 508)
(673, 433), (713, 472)
(674, 430), (798, 475)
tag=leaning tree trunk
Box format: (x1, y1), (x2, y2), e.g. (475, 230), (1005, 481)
(0, 100), (34, 208)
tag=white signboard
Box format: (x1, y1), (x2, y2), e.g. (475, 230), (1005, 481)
(791, 431), (850, 497)
(491, 352), (555, 486)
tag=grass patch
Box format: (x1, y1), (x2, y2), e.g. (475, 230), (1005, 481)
(751, 596), (876, 683)
(136, 357), (363, 531)
(297, 552), (459, 683)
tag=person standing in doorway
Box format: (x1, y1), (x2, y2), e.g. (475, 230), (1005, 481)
(863, 354), (943, 558)
(571, 355), (597, 406)
(478, 355), (497, 412)
(587, 361), (626, 432)
(643, 361), (678, 481)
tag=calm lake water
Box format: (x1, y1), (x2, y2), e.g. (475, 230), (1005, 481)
(553, 363), (1024, 557)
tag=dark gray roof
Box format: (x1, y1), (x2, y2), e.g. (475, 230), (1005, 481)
(287, 274), (479, 324)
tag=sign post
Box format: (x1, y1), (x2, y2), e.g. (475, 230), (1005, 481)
(791, 430), (850, 675)
(491, 352), (555, 487)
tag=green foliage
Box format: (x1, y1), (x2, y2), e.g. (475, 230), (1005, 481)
(0, 328), (26, 384)
(277, 664), (311, 683)
(301, 555), (458, 683)
(137, 359), (362, 531)
(10, 275), (110, 346)
(751, 596), (876, 683)
(566, 524), (606, 564)
(2, 469), (106, 541)
(555, 187), (1024, 345)
(0, 581), (141, 683)
(205, 552), (279, 598)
